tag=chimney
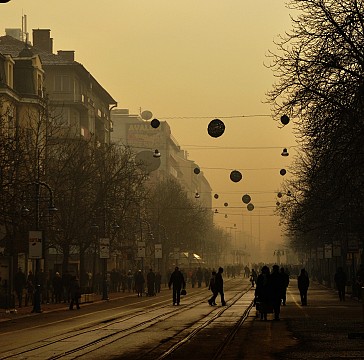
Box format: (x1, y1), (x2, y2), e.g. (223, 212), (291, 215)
(57, 50), (75, 62)
(32, 29), (53, 53)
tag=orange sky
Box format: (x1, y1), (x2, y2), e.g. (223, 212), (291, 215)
(2, 0), (297, 262)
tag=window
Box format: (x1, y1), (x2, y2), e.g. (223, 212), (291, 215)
(54, 75), (71, 92)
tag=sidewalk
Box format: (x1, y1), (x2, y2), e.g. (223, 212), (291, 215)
(0, 290), (131, 322)
(237, 279), (364, 359)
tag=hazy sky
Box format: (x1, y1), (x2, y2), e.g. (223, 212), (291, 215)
(2, 1), (297, 261)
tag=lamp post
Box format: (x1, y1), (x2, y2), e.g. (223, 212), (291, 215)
(28, 181), (57, 312)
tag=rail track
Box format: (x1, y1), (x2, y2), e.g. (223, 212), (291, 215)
(0, 278), (255, 360)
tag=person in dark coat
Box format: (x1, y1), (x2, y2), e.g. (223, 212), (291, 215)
(298, 268), (309, 306)
(208, 267), (226, 306)
(270, 265), (284, 320)
(14, 268), (26, 308)
(147, 269), (156, 296)
(69, 276), (81, 310)
(155, 271), (162, 293)
(52, 272), (63, 303)
(255, 265), (271, 320)
(134, 270), (145, 297)
(334, 267), (347, 301)
(168, 266), (186, 305)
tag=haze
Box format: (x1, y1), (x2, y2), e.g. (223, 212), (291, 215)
(1, 0), (296, 261)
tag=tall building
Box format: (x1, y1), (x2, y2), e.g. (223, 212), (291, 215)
(0, 29), (117, 145)
(111, 108), (212, 208)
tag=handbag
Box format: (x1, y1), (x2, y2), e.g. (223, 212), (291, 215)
(180, 289), (187, 296)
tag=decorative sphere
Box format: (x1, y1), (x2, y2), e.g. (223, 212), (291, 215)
(150, 118), (160, 128)
(242, 194), (251, 204)
(280, 115), (290, 125)
(224, 202), (228, 207)
(277, 192), (282, 198)
(193, 167), (200, 174)
(208, 119), (225, 138)
(214, 194), (219, 199)
(280, 169), (287, 176)
(141, 110), (153, 120)
(247, 203), (255, 211)
(230, 170), (242, 182)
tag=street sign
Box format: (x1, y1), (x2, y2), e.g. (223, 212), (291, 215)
(155, 244), (162, 259)
(333, 240), (341, 257)
(99, 238), (110, 259)
(324, 244), (332, 259)
(29, 230), (42, 259)
(137, 241), (146, 258)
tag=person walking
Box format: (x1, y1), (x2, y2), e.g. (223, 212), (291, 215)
(155, 271), (161, 293)
(250, 269), (258, 287)
(168, 266), (186, 306)
(147, 268), (156, 296)
(255, 265), (271, 320)
(270, 265), (284, 320)
(69, 275), (81, 310)
(334, 267), (347, 301)
(52, 272), (63, 303)
(208, 270), (217, 305)
(298, 268), (309, 306)
(14, 267), (26, 308)
(208, 267), (226, 306)
(135, 270), (145, 297)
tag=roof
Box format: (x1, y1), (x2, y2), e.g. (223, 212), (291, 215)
(0, 35), (117, 105)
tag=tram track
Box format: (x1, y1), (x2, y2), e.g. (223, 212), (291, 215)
(0, 278), (254, 360)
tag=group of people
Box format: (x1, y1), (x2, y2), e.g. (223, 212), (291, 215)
(254, 265), (291, 321)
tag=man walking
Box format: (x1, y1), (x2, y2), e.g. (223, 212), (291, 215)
(168, 266), (186, 305)
(208, 267), (226, 306)
(298, 268), (309, 306)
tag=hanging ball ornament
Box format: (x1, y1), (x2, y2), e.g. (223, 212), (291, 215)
(247, 203), (255, 211)
(141, 110), (153, 120)
(208, 118), (225, 138)
(230, 170), (242, 183)
(214, 194), (219, 199)
(277, 192), (283, 198)
(193, 167), (200, 174)
(242, 194), (251, 204)
(150, 118), (160, 128)
(280, 115), (290, 125)
(224, 202), (228, 207)
(280, 169), (287, 176)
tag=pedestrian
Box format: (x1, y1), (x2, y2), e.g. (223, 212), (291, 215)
(52, 272), (63, 303)
(69, 276), (81, 310)
(134, 270), (145, 297)
(208, 270), (217, 305)
(208, 267), (226, 306)
(255, 265), (271, 320)
(250, 269), (258, 287)
(147, 268), (156, 296)
(25, 278), (34, 306)
(297, 268), (309, 306)
(127, 270), (133, 292)
(168, 266), (186, 306)
(155, 271), (161, 293)
(14, 267), (26, 308)
(196, 267), (203, 288)
(334, 266), (347, 301)
(270, 265), (284, 321)
(280, 267), (290, 305)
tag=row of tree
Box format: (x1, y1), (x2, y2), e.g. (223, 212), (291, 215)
(0, 96), (232, 284)
(268, 0), (364, 260)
